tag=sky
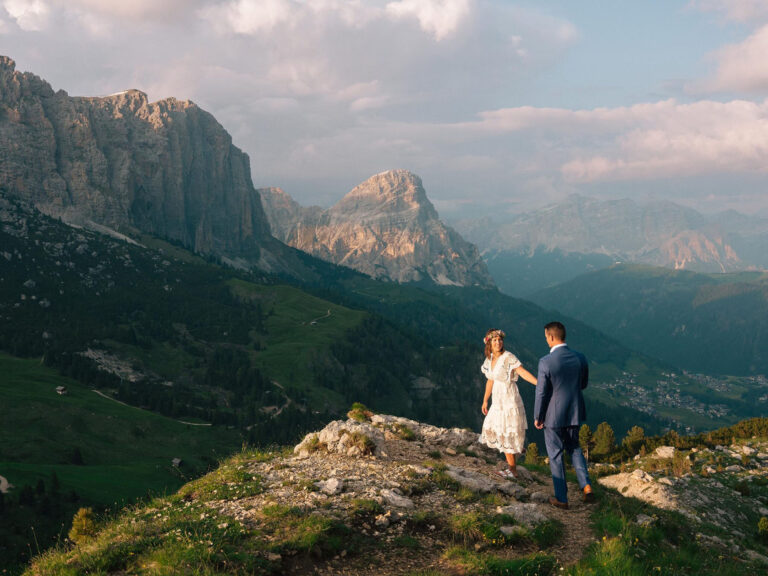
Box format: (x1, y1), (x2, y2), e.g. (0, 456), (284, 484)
(2, 0), (768, 219)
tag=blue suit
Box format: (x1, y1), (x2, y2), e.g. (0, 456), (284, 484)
(535, 345), (591, 504)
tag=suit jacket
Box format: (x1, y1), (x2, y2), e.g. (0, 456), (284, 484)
(534, 345), (588, 428)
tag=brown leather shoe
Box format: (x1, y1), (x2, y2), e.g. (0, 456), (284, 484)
(549, 496), (569, 510)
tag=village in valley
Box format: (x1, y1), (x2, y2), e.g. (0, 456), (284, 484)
(593, 371), (768, 432)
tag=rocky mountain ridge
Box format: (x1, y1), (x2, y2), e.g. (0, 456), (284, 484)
(454, 194), (768, 274)
(0, 55), (298, 274)
(23, 411), (768, 575)
(260, 170), (495, 287)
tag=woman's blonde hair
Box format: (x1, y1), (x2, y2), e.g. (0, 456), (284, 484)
(484, 328), (505, 359)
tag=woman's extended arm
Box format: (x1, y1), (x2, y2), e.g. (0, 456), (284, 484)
(481, 379), (493, 415)
(515, 366), (537, 385)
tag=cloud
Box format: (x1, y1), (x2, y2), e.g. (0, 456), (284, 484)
(64, 0), (196, 21)
(689, 0), (768, 23)
(385, 0), (472, 41)
(199, 0), (294, 35)
(4, 0), (50, 31)
(697, 24), (768, 93)
(548, 100), (768, 182)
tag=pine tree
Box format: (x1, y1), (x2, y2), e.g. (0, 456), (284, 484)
(593, 422), (616, 459)
(622, 425), (645, 454)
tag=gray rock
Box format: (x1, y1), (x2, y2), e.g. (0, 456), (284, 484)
(529, 491), (550, 504)
(497, 503), (549, 528)
(380, 489), (414, 509)
(635, 513), (656, 527)
(631, 469), (653, 482)
(445, 465), (497, 493)
(316, 478), (343, 495)
(654, 446), (676, 459)
(743, 549), (768, 565)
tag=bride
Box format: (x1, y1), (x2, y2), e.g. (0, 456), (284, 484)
(480, 328), (538, 478)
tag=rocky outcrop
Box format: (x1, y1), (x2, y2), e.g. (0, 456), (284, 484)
(598, 440), (768, 560)
(260, 170), (495, 286)
(0, 55), (290, 272)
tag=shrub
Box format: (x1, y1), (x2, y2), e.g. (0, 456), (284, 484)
(68, 507), (97, 544)
(733, 480), (750, 497)
(391, 423), (416, 441)
(448, 512), (483, 544)
(671, 451), (692, 477)
(348, 432), (376, 455)
(350, 499), (383, 518)
(758, 517), (768, 540)
(454, 487), (480, 503)
(525, 442), (540, 465)
(347, 402), (373, 422)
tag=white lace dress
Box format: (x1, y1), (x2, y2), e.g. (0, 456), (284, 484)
(479, 351), (527, 454)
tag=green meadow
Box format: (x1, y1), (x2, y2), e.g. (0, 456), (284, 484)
(0, 353), (240, 505)
(229, 280), (367, 400)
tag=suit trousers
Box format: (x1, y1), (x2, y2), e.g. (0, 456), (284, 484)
(544, 425), (591, 504)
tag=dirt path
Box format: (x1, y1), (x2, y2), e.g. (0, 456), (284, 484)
(91, 390), (212, 426)
(302, 469), (598, 575)
(540, 480), (599, 566)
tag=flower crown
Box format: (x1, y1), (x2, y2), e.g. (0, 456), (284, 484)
(483, 329), (505, 344)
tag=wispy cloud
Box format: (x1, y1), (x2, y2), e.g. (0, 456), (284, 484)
(689, 0), (768, 23)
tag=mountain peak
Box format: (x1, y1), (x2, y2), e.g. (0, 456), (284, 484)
(333, 169), (436, 221)
(0, 55), (15, 71)
(261, 172), (494, 286)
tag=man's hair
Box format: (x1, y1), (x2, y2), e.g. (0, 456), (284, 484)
(544, 321), (566, 341)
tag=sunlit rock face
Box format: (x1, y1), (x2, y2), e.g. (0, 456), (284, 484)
(260, 170), (495, 287)
(0, 55), (285, 270)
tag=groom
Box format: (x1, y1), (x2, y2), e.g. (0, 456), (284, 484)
(534, 321), (594, 509)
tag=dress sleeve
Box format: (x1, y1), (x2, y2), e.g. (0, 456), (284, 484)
(480, 358), (492, 379)
(505, 353), (522, 371)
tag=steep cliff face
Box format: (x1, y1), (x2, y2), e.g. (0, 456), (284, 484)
(0, 56), (282, 270)
(261, 170), (495, 287)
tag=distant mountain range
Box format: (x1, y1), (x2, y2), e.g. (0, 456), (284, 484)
(260, 170), (494, 287)
(529, 263), (768, 376)
(453, 195), (768, 296)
